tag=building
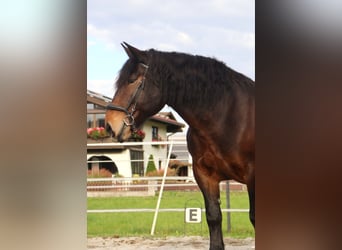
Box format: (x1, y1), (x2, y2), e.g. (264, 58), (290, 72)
(87, 90), (185, 177)
(168, 133), (194, 178)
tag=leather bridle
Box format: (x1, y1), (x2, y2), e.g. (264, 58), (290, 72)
(106, 63), (149, 139)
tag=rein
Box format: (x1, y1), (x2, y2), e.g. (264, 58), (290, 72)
(106, 63), (149, 138)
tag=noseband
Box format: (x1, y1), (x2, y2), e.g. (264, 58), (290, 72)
(106, 63), (149, 138)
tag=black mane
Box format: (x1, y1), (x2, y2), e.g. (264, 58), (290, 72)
(116, 49), (254, 109)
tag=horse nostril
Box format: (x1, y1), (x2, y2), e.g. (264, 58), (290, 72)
(106, 124), (114, 137)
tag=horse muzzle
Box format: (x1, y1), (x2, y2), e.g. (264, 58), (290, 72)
(105, 111), (134, 142)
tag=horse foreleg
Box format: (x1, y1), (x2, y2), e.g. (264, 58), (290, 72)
(247, 170), (255, 227)
(194, 169), (224, 250)
(205, 191), (224, 250)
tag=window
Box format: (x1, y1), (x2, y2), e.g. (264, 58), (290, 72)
(87, 103), (94, 109)
(130, 150), (144, 176)
(152, 126), (159, 141)
(87, 114), (94, 128)
(96, 114), (105, 127)
(87, 102), (105, 110)
(87, 101), (107, 130)
(87, 113), (106, 128)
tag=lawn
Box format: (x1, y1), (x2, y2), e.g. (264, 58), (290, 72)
(87, 191), (254, 238)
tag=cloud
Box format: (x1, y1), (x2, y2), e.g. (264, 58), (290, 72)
(87, 1), (253, 43)
(87, 79), (115, 97)
(87, 23), (111, 41)
(177, 32), (193, 45)
(87, 0), (255, 85)
(87, 40), (96, 48)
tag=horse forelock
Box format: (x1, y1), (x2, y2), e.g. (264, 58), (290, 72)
(115, 59), (138, 90)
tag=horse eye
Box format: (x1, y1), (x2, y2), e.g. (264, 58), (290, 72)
(128, 78), (136, 84)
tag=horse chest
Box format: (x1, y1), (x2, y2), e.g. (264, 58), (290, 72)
(196, 148), (248, 183)
(199, 151), (224, 170)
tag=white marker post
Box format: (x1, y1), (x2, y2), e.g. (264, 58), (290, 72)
(185, 207), (202, 223)
(150, 142), (174, 235)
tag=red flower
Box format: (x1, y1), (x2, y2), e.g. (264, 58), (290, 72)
(131, 129), (145, 139)
(87, 127), (109, 139)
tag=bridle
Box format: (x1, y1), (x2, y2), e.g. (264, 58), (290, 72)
(106, 62), (149, 139)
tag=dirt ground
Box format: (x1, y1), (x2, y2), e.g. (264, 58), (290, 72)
(87, 236), (255, 250)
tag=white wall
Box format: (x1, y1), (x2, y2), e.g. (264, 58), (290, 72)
(87, 149), (132, 177)
(142, 120), (168, 172)
(87, 121), (173, 177)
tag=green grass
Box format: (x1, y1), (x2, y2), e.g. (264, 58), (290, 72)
(87, 191), (254, 238)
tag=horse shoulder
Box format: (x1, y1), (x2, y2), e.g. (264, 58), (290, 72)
(187, 128), (253, 183)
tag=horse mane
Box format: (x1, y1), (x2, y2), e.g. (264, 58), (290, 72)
(148, 50), (254, 109)
(116, 49), (254, 109)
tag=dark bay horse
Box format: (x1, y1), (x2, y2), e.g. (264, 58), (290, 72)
(105, 42), (254, 250)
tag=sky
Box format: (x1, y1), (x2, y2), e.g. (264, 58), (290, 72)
(87, 0), (255, 129)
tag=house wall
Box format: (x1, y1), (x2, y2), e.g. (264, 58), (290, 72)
(87, 149), (132, 177)
(87, 91), (185, 177)
(141, 120), (168, 172)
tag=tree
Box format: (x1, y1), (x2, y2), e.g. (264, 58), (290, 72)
(146, 154), (157, 175)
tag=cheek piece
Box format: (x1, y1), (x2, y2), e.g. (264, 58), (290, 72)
(106, 63), (149, 140)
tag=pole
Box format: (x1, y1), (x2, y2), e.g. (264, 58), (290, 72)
(150, 142), (174, 235)
(226, 180), (231, 232)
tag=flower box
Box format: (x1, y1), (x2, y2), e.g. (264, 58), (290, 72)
(87, 127), (111, 142)
(129, 129), (145, 140)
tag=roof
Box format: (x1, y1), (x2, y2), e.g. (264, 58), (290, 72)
(87, 89), (185, 133)
(149, 113), (185, 133)
(87, 89), (112, 107)
(87, 89), (112, 102)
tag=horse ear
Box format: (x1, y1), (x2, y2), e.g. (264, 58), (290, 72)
(121, 42), (148, 64)
(121, 42), (133, 58)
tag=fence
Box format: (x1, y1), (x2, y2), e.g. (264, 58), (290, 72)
(87, 177), (248, 212)
(87, 176), (246, 193)
(87, 140), (250, 235)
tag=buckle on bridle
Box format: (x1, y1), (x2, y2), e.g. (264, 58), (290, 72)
(123, 114), (135, 126)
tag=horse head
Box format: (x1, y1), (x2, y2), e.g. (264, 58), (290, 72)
(105, 42), (164, 142)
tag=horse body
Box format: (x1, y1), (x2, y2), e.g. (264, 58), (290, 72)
(172, 76), (255, 250)
(106, 43), (254, 250)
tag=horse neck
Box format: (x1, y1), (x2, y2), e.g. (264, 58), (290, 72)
(150, 51), (253, 133)
(170, 100), (223, 132)
(165, 83), (253, 138)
